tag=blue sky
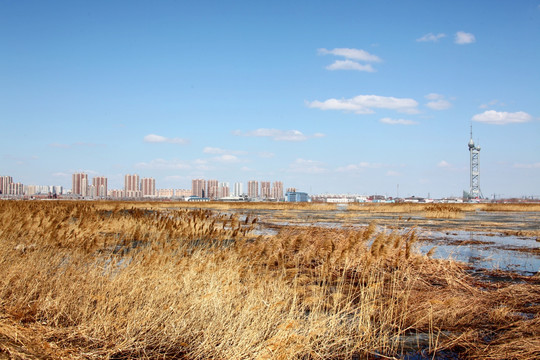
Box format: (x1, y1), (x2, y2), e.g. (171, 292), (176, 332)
(1, 0), (539, 198)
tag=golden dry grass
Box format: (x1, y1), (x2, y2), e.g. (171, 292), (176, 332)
(0, 201), (538, 359)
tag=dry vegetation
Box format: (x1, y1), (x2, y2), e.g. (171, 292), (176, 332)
(0, 200), (538, 359)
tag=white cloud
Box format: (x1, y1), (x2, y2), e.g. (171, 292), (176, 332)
(308, 95), (419, 114)
(318, 48), (381, 62)
(425, 93), (444, 100)
(479, 99), (505, 109)
(288, 158), (328, 174)
(455, 31), (476, 44)
(233, 128), (324, 141)
(424, 93), (452, 110)
(203, 147), (226, 154)
(472, 110), (532, 125)
(144, 134), (188, 144)
(513, 162), (540, 169)
(380, 117), (418, 125)
(437, 160), (452, 168)
(203, 147), (246, 155)
(326, 60), (376, 72)
(258, 151), (275, 158)
(52, 172), (70, 177)
(386, 170), (401, 176)
(212, 154), (241, 163)
(336, 162), (383, 172)
(417, 33), (446, 42)
(426, 99), (452, 110)
(135, 159), (191, 170)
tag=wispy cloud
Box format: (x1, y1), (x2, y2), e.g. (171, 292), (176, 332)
(479, 99), (505, 109)
(472, 110), (532, 125)
(143, 134), (188, 144)
(288, 158), (328, 174)
(318, 48), (381, 62)
(437, 160), (452, 168)
(308, 95), (419, 114)
(233, 129), (325, 141)
(211, 154), (241, 163)
(135, 158), (191, 170)
(203, 147), (246, 155)
(326, 60), (375, 72)
(513, 162), (540, 169)
(258, 151), (275, 158)
(416, 33), (446, 42)
(424, 93), (452, 110)
(455, 31), (476, 44)
(318, 47), (381, 72)
(380, 117), (418, 125)
(336, 162), (383, 172)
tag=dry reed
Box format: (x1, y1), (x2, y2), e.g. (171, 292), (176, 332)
(0, 201), (538, 359)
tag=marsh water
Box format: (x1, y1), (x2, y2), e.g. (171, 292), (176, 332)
(223, 206), (540, 275)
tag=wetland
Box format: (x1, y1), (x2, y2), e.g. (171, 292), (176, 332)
(0, 200), (538, 359)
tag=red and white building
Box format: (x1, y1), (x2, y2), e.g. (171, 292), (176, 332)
(141, 177), (156, 197)
(72, 173), (88, 197)
(92, 176), (108, 198)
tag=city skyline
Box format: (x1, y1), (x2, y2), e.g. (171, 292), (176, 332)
(1, 1), (539, 198)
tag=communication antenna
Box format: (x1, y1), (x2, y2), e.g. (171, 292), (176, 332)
(468, 124), (483, 199)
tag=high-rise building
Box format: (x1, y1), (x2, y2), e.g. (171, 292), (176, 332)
(272, 181), (284, 200)
(109, 189), (125, 199)
(50, 186), (63, 195)
(247, 180), (259, 198)
(124, 174), (141, 198)
(87, 185), (96, 198)
(124, 174), (140, 192)
(9, 182), (24, 196)
(157, 189), (174, 198)
(141, 177), (156, 197)
(72, 173), (88, 197)
(175, 189), (191, 198)
(93, 177), (108, 198)
(25, 185), (50, 195)
(233, 182), (243, 197)
(192, 179), (206, 198)
(260, 181), (271, 199)
(0, 176), (13, 195)
(218, 182), (230, 198)
(207, 179), (219, 199)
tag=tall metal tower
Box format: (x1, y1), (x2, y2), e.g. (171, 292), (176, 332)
(468, 126), (483, 199)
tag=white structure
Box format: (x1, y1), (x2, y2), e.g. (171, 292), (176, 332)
(233, 182), (243, 197)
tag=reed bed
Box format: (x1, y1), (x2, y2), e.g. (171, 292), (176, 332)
(0, 201), (538, 359)
(423, 204), (465, 219)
